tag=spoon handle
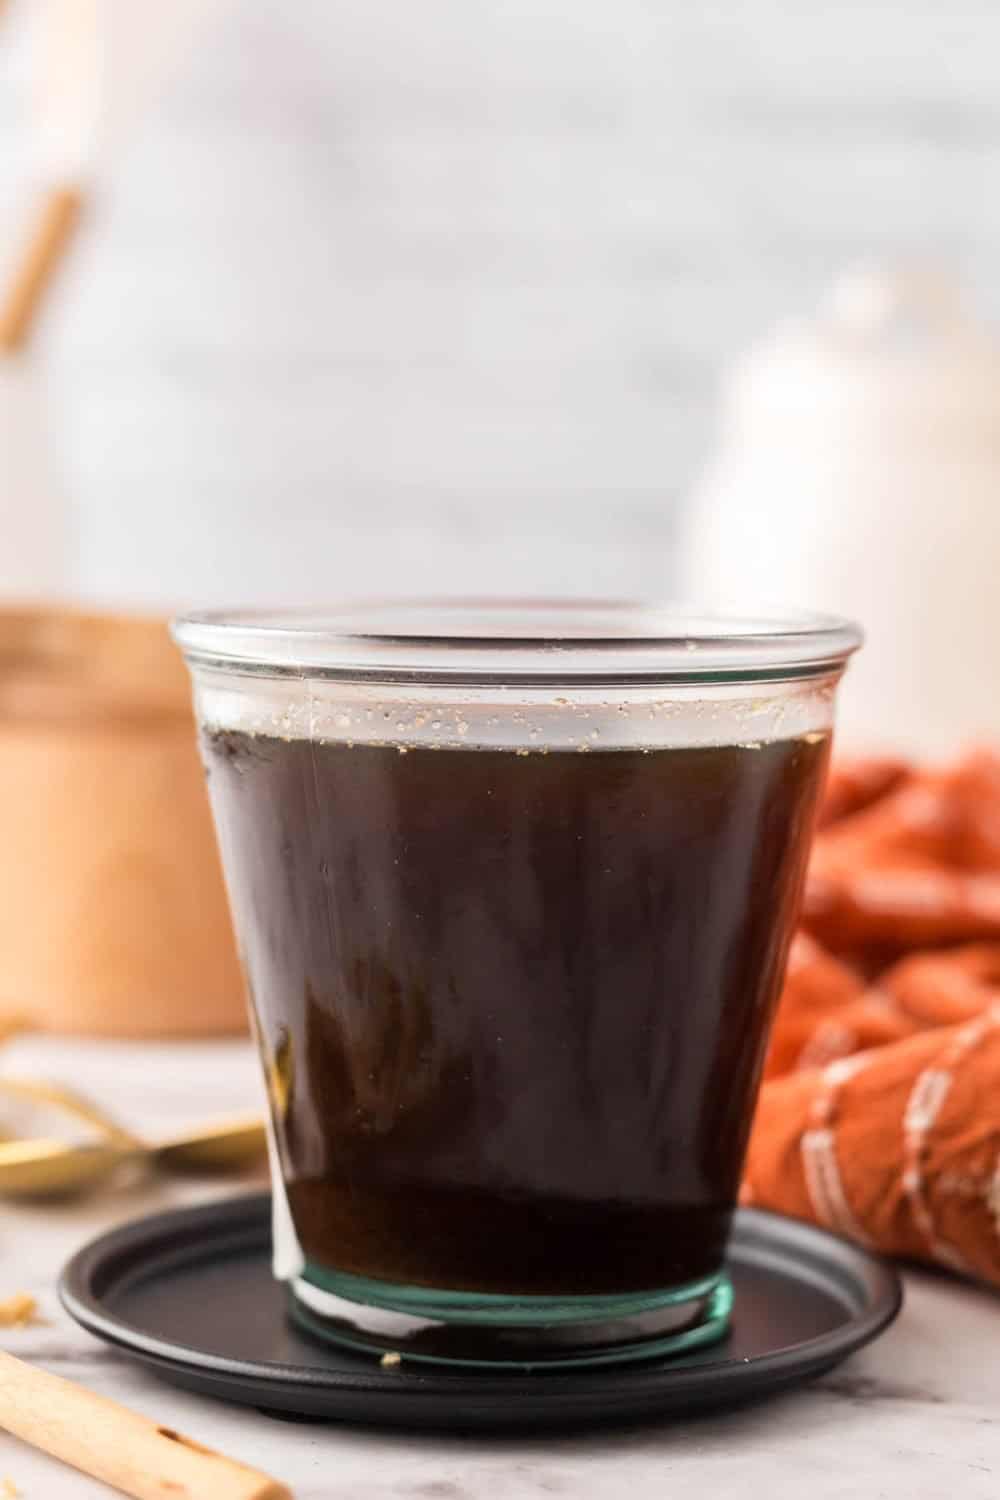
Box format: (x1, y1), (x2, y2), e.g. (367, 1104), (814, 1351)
(0, 1076), (144, 1148)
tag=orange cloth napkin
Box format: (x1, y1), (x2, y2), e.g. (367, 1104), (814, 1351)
(745, 751), (1000, 1286)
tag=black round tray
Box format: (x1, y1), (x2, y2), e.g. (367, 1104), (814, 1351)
(60, 1192), (902, 1431)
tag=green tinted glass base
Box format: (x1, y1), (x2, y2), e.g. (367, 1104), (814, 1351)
(289, 1263), (734, 1370)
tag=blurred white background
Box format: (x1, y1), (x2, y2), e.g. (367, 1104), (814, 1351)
(2, 0), (999, 610)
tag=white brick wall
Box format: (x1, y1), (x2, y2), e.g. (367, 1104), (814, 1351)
(3, 0), (1000, 608)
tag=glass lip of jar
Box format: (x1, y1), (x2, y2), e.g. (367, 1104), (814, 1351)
(171, 598), (863, 687)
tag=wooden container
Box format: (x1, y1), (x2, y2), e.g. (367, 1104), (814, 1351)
(0, 608), (245, 1035)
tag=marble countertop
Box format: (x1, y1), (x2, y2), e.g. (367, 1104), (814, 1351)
(0, 1036), (997, 1499)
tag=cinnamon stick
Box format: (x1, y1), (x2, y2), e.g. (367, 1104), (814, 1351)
(0, 186), (83, 353)
(0, 1350), (291, 1500)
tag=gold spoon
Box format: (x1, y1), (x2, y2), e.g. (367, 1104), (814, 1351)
(0, 1077), (142, 1147)
(0, 1078), (141, 1194)
(0, 1076), (266, 1170)
(151, 1114), (267, 1174)
(0, 1119), (269, 1199)
(0, 1137), (134, 1197)
(0, 1078), (268, 1197)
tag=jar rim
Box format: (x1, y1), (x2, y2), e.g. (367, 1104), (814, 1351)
(171, 598), (863, 686)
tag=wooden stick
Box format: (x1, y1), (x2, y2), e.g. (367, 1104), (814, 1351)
(0, 185), (84, 353)
(0, 1350), (291, 1500)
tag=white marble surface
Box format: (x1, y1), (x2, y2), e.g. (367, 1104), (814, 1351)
(0, 1035), (998, 1499)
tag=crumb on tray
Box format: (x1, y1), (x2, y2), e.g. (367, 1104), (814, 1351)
(380, 1351), (402, 1369)
(0, 1294), (41, 1327)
